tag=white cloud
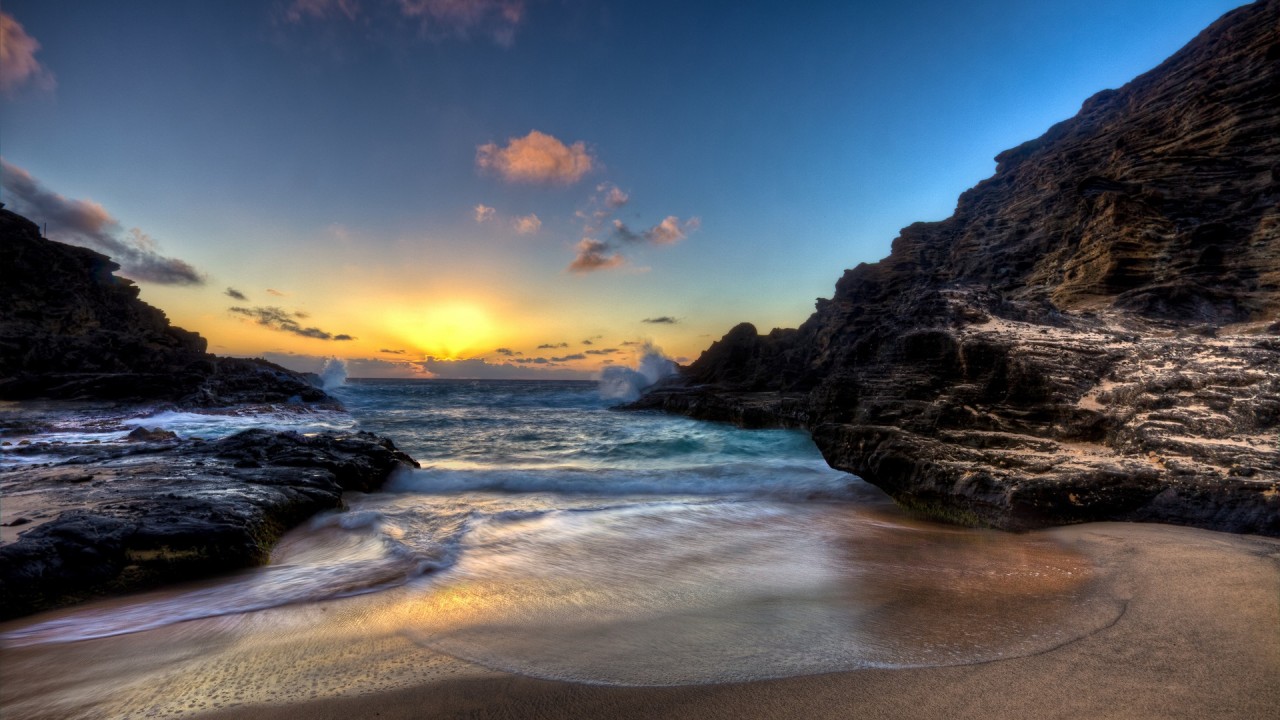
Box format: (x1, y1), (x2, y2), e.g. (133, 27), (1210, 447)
(477, 130), (595, 185)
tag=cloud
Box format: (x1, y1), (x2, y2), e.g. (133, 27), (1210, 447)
(229, 305), (356, 341)
(642, 316), (678, 324)
(568, 195), (699, 273)
(266, 288), (289, 297)
(415, 356), (591, 380)
(568, 238), (625, 273)
(600, 183), (629, 209)
(551, 353), (586, 362)
(226, 287), (249, 301)
(537, 342), (568, 349)
(0, 12), (55, 94)
(477, 130), (594, 185)
(620, 341), (640, 346)
(284, 0), (360, 23)
(263, 352), (428, 379)
(282, 0), (526, 46)
(474, 203), (496, 223)
(397, 0), (526, 45)
(513, 213), (541, 235)
(585, 348), (618, 355)
(1, 159), (203, 285)
(646, 215), (700, 244)
(380, 348), (407, 354)
(614, 216), (700, 245)
(493, 347), (521, 356)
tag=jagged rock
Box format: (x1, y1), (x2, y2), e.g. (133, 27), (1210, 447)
(634, 1), (1280, 536)
(0, 429), (418, 619)
(0, 208), (329, 406)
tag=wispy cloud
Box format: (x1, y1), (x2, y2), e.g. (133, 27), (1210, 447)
(225, 287), (249, 301)
(477, 130), (594, 185)
(551, 353), (585, 362)
(642, 316), (678, 324)
(565, 182), (698, 274)
(513, 213), (541, 235)
(229, 305), (355, 341)
(380, 348), (407, 354)
(474, 203), (496, 223)
(537, 342), (568, 349)
(585, 348), (619, 355)
(601, 183), (629, 209)
(0, 12), (55, 94)
(613, 216), (700, 245)
(284, 0), (360, 23)
(282, 0), (526, 46)
(568, 216), (698, 274)
(266, 288), (289, 297)
(1, 160), (203, 285)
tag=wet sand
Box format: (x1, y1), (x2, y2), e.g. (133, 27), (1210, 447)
(196, 522), (1280, 720)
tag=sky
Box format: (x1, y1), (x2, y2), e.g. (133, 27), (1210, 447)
(0, 0), (1249, 379)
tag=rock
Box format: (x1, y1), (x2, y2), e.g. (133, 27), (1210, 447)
(0, 429), (419, 619)
(634, 1), (1280, 536)
(0, 208), (330, 406)
(125, 427), (178, 442)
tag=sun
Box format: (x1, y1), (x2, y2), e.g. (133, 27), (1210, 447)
(394, 303), (495, 359)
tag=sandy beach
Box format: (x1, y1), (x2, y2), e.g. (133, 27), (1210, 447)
(198, 522), (1280, 720)
(5, 519), (1276, 720)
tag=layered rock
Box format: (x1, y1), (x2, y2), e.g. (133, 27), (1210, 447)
(635, 1), (1280, 535)
(0, 207), (328, 405)
(0, 429), (418, 619)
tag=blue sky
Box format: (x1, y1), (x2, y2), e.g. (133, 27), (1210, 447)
(0, 0), (1248, 377)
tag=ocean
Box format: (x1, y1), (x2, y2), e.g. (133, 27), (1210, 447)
(0, 378), (1124, 715)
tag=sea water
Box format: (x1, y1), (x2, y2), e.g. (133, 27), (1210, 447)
(0, 379), (1123, 715)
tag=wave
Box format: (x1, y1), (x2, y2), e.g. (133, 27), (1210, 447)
(0, 504), (465, 647)
(387, 463), (882, 502)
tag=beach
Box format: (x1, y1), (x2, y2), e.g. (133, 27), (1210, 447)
(202, 521), (1280, 720)
(4, 518), (1277, 719)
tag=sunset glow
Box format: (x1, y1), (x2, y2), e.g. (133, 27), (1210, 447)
(393, 303), (496, 360)
(0, 0), (1245, 379)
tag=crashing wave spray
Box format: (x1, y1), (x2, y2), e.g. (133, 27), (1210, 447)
(319, 357), (348, 390)
(598, 343), (677, 401)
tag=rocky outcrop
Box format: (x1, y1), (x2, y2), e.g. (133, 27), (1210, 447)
(634, 1), (1280, 536)
(0, 430), (418, 619)
(0, 207), (328, 405)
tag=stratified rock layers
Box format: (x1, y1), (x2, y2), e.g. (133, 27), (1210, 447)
(635, 1), (1280, 535)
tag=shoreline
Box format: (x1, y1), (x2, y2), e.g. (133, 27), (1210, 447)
(195, 521), (1280, 720)
(4, 519), (1275, 720)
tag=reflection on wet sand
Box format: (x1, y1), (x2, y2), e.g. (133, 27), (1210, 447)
(1, 500), (1124, 719)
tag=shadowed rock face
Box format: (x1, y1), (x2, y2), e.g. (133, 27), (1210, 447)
(0, 208), (327, 405)
(635, 1), (1280, 535)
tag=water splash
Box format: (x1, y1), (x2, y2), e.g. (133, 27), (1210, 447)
(599, 343), (677, 401)
(319, 357), (348, 390)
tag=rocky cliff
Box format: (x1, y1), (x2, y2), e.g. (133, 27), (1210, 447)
(0, 206), (327, 405)
(634, 0), (1280, 535)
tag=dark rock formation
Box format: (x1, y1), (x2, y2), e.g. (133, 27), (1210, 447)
(634, 1), (1280, 536)
(0, 430), (418, 619)
(0, 207), (328, 405)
